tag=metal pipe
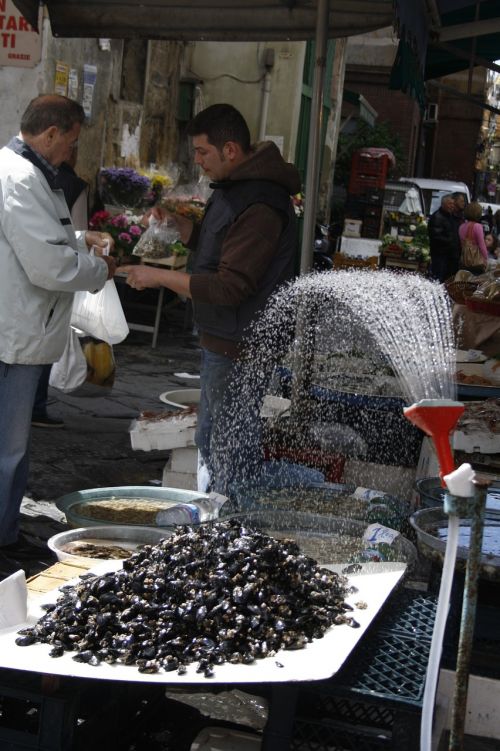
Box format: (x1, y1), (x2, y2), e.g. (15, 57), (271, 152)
(258, 70), (272, 142)
(448, 479), (489, 750)
(299, 0), (329, 275)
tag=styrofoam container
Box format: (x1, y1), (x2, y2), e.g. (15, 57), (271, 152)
(47, 525), (167, 563)
(159, 389), (201, 409)
(129, 411), (197, 451)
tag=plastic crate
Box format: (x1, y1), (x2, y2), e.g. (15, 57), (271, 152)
(351, 151), (391, 178)
(288, 589), (437, 751)
(263, 445), (345, 482)
(0, 669), (166, 751)
(349, 174), (387, 194)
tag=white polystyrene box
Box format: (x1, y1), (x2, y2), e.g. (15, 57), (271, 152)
(453, 430), (500, 454)
(129, 413), (197, 451)
(169, 446), (199, 473)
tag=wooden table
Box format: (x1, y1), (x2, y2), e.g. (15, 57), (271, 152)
(116, 254), (187, 348)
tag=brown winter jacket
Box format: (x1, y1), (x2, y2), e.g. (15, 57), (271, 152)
(188, 141), (301, 358)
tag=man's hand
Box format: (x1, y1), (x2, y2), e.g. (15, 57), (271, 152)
(120, 264), (163, 290)
(85, 230), (115, 255)
(147, 206), (194, 245)
(101, 255), (117, 280)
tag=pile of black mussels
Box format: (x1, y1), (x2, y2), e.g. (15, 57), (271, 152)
(16, 519), (358, 677)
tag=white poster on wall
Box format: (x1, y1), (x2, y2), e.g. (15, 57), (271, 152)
(0, 0), (42, 68)
(82, 64), (97, 119)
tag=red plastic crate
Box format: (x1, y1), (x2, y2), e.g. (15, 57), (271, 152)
(351, 151), (391, 178)
(348, 173), (387, 194)
(264, 446), (345, 482)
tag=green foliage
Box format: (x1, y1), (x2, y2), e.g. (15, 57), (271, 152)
(335, 121), (407, 186)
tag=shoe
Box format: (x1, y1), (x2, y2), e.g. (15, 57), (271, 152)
(31, 414), (64, 428)
(0, 532), (54, 562)
(0, 552), (26, 580)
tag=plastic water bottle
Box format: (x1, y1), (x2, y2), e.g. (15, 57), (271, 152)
(155, 493), (228, 526)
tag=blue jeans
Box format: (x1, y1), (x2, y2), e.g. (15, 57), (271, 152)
(196, 348), (264, 496)
(32, 363), (51, 418)
(196, 348), (235, 473)
(0, 361), (43, 545)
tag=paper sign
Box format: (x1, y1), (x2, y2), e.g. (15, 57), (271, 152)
(0, 0), (42, 68)
(68, 68), (79, 100)
(82, 64), (97, 119)
(54, 60), (69, 96)
(0, 570), (27, 629)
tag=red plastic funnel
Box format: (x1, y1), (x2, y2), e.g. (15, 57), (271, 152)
(404, 399), (465, 482)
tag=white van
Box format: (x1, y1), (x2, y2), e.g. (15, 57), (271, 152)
(399, 177), (471, 217)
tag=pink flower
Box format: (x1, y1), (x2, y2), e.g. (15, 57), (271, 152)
(118, 232), (132, 244)
(129, 224), (142, 236)
(111, 214), (129, 228)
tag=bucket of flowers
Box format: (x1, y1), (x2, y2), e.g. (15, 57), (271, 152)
(89, 210), (145, 262)
(99, 167), (152, 210)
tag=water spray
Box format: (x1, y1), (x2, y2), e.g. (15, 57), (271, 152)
(404, 399), (488, 751)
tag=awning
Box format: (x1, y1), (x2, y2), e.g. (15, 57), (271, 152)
(12, 0), (394, 41)
(389, 0), (500, 108)
(342, 90), (378, 127)
(426, 0), (500, 80)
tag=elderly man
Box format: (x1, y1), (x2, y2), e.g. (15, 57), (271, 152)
(428, 193), (462, 282)
(0, 94), (116, 575)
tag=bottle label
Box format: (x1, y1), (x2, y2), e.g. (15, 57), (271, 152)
(363, 523), (399, 546)
(354, 487), (390, 502)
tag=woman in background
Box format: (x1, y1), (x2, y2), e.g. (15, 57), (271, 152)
(458, 201), (489, 275)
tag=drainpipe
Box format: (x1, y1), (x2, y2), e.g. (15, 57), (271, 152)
(258, 48), (275, 142)
(300, 0), (329, 274)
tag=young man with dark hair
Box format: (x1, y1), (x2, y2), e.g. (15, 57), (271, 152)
(122, 103), (301, 493)
(0, 94), (116, 575)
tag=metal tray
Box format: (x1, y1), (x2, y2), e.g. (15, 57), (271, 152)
(55, 486), (210, 528)
(410, 506), (500, 581)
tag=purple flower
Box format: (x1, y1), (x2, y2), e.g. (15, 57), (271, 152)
(129, 224), (143, 236)
(118, 232), (132, 244)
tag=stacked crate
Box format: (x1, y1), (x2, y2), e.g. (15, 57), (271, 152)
(345, 150), (391, 239)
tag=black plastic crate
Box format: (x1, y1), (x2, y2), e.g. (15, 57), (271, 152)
(291, 717), (392, 750)
(287, 589), (437, 751)
(0, 670), (166, 751)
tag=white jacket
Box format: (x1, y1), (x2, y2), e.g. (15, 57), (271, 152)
(0, 142), (108, 364)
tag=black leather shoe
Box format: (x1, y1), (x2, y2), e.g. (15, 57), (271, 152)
(0, 552), (26, 580)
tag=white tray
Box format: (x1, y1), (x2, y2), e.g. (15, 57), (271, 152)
(0, 562), (405, 685)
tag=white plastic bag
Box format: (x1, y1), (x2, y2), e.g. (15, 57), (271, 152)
(71, 279), (129, 345)
(49, 326), (88, 393)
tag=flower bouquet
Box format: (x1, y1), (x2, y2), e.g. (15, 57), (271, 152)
(162, 180), (211, 223)
(139, 163), (180, 207)
(89, 210), (145, 260)
(99, 167), (152, 209)
(292, 192), (304, 217)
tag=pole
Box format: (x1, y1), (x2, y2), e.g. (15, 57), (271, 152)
(299, 0), (329, 275)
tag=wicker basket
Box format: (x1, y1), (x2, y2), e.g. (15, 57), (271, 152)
(444, 276), (478, 304)
(465, 297), (500, 317)
(333, 253), (379, 270)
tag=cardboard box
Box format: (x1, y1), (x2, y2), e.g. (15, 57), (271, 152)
(343, 218), (362, 237)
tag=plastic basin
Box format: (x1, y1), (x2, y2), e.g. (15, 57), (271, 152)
(159, 389), (201, 409)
